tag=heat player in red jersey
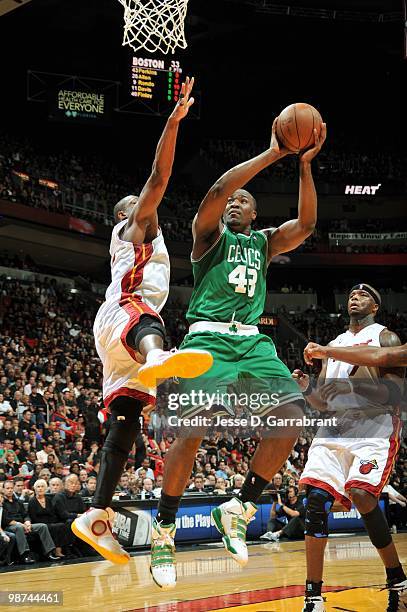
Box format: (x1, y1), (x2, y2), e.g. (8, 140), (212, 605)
(72, 78), (212, 564)
(294, 284), (406, 611)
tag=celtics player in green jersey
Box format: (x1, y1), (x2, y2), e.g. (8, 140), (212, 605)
(151, 119), (327, 589)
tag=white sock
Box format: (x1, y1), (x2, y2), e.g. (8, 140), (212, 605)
(146, 348), (165, 363)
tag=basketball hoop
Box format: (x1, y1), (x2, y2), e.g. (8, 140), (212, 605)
(118, 0), (190, 55)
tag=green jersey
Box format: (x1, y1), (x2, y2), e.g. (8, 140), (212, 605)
(186, 225), (268, 325)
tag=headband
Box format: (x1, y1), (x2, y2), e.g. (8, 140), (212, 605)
(350, 283), (381, 305)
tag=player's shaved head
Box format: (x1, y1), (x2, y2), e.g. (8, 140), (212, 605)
(113, 195), (138, 223)
(234, 189), (257, 210)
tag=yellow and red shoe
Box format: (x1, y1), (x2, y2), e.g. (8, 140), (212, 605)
(71, 507), (130, 565)
(138, 348), (213, 388)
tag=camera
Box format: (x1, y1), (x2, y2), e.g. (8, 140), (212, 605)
(269, 488), (286, 502)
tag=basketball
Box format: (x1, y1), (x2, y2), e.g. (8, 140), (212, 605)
(276, 103), (323, 152)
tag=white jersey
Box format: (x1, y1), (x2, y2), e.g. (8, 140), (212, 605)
(105, 219), (170, 314)
(93, 221), (170, 408)
(324, 322), (387, 415)
(300, 321), (401, 506)
(326, 323), (386, 380)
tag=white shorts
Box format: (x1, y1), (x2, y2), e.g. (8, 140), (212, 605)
(299, 414), (401, 509)
(94, 298), (161, 408)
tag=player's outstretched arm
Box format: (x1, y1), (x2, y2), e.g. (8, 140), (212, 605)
(122, 77), (195, 242)
(265, 123), (327, 261)
(304, 341), (407, 368)
(192, 117), (292, 245)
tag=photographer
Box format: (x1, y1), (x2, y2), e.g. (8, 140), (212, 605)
(261, 486), (305, 541)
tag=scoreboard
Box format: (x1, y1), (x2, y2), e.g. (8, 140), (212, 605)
(124, 56), (200, 117)
(131, 56), (183, 103)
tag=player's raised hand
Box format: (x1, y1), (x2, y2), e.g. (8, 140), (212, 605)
(303, 342), (327, 365)
(292, 369), (310, 392)
(270, 117), (296, 158)
(170, 76), (195, 122)
(299, 123), (327, 162)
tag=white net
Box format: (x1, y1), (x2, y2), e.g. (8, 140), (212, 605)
(118, 0), (190, 55)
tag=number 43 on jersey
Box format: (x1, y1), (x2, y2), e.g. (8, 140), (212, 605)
(228, 264), (258, 298)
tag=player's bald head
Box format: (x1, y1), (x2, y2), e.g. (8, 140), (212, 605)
(113, 195), (138, 223)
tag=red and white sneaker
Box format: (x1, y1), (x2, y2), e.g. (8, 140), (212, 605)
(71, 507), (130, 565)
(138, 348), (213, 388)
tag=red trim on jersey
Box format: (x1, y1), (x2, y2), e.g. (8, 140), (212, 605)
(119, 242), (163, 362)
(299, 476), (352, 509)
(120, 242), (154, 308)
(104, 386), (155, 409)
(345, 415), (401, 498)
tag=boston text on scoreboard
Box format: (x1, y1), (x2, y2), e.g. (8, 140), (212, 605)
(117, 55), (200, 118)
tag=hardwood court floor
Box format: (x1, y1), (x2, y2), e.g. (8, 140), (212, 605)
(1, 534), (406, 611)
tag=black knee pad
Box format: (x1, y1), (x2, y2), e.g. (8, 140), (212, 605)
(126, 314), (165, 352)
(103, 396), (143, 458)
(361, 503), (392, 549)
(304, 487), (334, 538)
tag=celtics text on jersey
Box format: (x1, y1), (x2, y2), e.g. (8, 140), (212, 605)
(187, 226), (268, 326)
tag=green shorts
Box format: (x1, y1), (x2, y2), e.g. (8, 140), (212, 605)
(177, 331), (304, 419)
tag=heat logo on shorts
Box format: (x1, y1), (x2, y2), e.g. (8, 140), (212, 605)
(359, 459), (379, 474)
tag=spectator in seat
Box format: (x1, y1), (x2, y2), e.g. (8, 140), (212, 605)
(79, 469), (88, 489)
(215, 460), (228, 480)
(70, 440), (87, 464)
(3, 452), (19, 478)
(13, 477), (33, 502)
(49, 478), (63, 496)
(2, 481), (60, 563)
(189, 475), (205, 493)
(20, 451), (37, 478)
(0, 393), (13, 415)
(228, 474), (245, 495)
(36, 443), (55, 465)
(80, 476), (97, 498)
(0, 492), (16, 566)
(153, 474), (163, 498)
(135, 458), (155, 480)
(140, 478), (155, 500)
(28, 479), (70, 558)
(52, 474), (85, 524)
(213, 477), (228, 495)
(0, 420), (14, 442)
(116, 473), (131, 495)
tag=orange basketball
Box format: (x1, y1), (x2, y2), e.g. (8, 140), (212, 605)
(276, 103), (323, 152)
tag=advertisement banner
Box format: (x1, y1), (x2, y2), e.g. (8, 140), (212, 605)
(329, 232), (407, 242)
(113, 497), (385, 548)
(48, 85), (112, 125)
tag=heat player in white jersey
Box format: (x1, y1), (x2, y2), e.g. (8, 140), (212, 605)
(295, 284), (406, 612)
(72, 78), (213, 565)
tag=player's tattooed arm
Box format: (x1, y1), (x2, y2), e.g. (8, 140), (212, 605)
(378, 329), (405, 390)
(266, 124), (327, 262)
(123, 77), (194, 242)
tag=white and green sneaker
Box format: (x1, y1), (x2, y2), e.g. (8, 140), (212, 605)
(211, 497), (257, 567)
(150, 519), (176, 590)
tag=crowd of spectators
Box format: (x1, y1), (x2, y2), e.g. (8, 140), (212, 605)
(0, 269), (406, 566)
(201, 139), (407, 184)
(1, 131), (406, 256)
